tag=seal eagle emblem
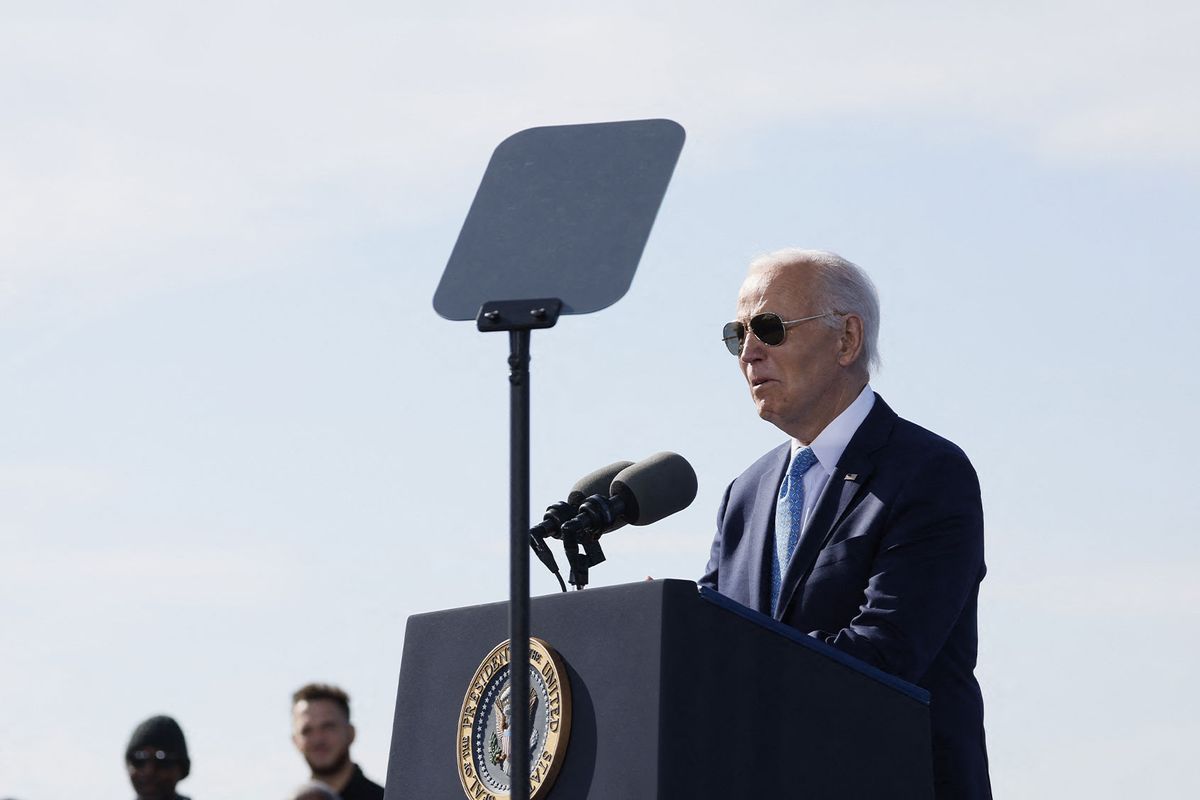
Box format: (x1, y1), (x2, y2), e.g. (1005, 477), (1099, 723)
(457, 637), (572, 799)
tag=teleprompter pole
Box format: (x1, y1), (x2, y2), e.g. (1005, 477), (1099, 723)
(477, 298), (561, 800)
(508, 327), (531, 800)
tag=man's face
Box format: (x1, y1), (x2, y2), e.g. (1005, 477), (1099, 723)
(127, 748), (185, 800)
(292, 698), (355, 776)
(735, 265), (849, 441)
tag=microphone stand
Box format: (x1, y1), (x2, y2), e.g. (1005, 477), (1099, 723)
(562, 525), (606, 589)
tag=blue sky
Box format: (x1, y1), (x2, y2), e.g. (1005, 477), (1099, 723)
(2, 2), (1198, 797)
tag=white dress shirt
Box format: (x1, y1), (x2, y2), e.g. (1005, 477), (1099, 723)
(788, 384), (875, 534)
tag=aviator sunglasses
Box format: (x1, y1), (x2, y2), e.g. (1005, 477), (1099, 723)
(722, 312), (835, 356)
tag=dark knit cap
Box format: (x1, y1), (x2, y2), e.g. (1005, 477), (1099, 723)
(126, 715), (190, 778)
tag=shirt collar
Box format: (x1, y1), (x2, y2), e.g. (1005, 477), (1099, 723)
(791, 384), (875, 473)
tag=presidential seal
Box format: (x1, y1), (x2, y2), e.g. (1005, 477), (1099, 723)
(457, 637), (572, 800)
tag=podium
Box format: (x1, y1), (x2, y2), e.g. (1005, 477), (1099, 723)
(384, 579), (933, 799)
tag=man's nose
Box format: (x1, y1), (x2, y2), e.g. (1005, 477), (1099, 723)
(740, 329), (766, 362)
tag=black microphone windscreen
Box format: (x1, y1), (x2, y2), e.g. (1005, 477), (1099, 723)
(611, 452), (698, 526)
(567, 460), (634, 505)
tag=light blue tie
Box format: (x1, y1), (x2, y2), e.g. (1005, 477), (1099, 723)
(771, 446), (819, 615)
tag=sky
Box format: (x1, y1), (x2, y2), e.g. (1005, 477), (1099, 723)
(2, 1), (1198, 797)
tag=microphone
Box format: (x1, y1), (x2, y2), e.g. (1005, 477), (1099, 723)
(530, 460), (634, 591)
(559, 452), (698, 539)
(530, 460), (635, 540)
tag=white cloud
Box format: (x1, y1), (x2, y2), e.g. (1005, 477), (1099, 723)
(0, 461), (118, 506)
(0, 1), (1195, 322)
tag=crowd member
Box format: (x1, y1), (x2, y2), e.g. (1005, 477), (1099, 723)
(701, 249), (990, 798)
(125, 715), (192, 800)
(291, 683), (385, 800)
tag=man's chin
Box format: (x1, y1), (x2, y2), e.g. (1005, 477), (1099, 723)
(132, 784), (175, 800)
(755, 405), (797, 437)
(308, 751), (351, 779)
(754, 402), (780, 425)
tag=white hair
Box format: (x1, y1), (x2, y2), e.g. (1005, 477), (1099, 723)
(748, 248), (881, 375)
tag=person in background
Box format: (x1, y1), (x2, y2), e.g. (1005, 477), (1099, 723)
(125, 715), (191, 800)
(291, 683), (384, 800)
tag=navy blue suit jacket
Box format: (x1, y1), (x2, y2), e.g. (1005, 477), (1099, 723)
(700, 395), (991, 799)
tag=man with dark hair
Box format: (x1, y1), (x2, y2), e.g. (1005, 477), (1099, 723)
(291, 683), (384, 800)
(701, 249), (990, 798)
(125, 715), (191, 800)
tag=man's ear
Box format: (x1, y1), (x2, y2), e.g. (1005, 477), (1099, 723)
(837, 314), (865, 367)
(348, 723), (357, 746)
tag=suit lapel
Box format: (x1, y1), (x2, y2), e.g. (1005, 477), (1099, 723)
(747, 443), (790, 615)
(775, 395), (898, 620)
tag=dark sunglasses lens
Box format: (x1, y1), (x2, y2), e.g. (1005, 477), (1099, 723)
(749, 313), (787, 346)
(722, 322), (745, 355)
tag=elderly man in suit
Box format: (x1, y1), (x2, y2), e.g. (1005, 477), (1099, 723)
(699, 249), (991, 799)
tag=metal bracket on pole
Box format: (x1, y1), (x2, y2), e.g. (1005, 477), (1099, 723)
(476, 298), (563, 332)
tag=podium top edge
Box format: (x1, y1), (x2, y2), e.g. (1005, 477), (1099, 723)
(698, 586), (931, 705)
